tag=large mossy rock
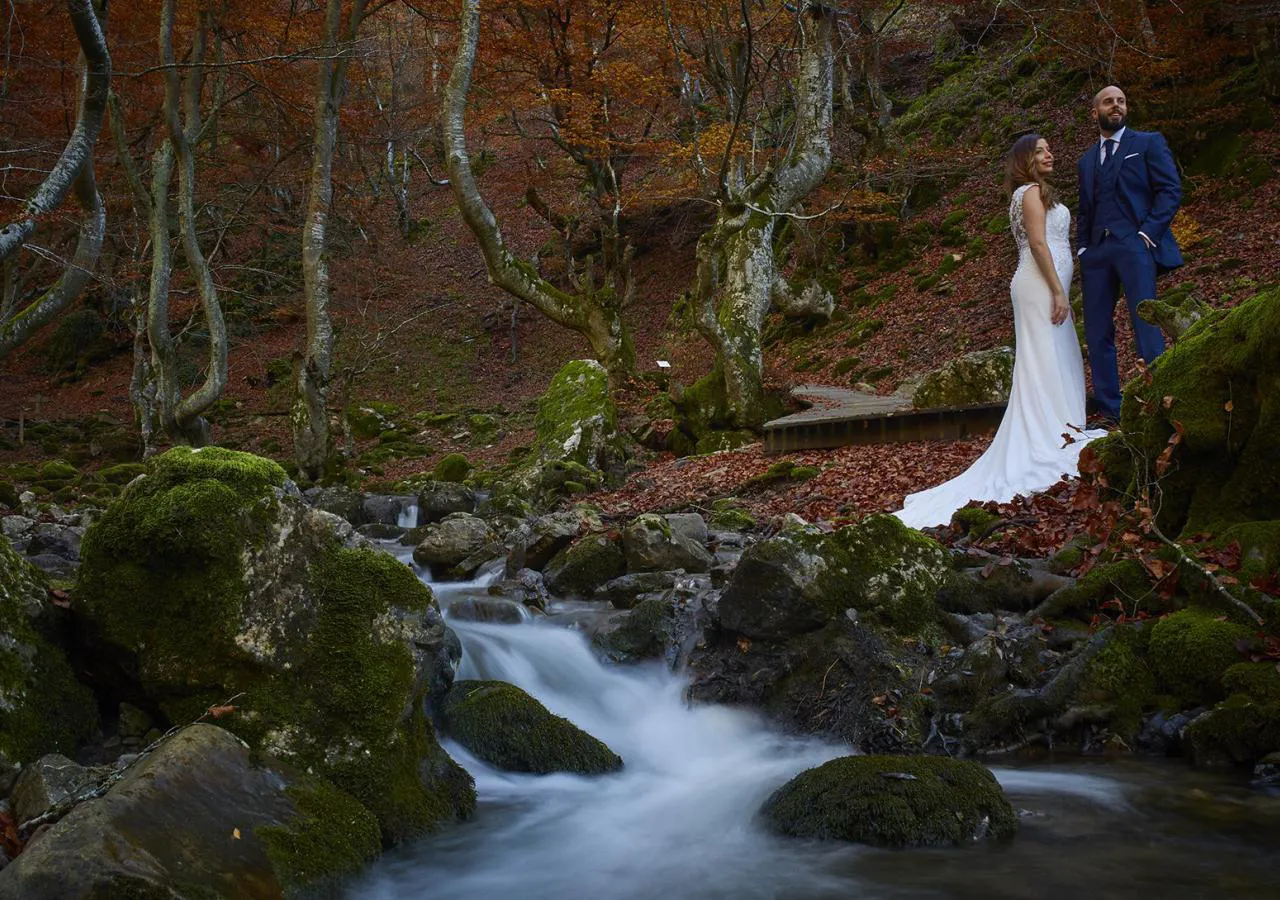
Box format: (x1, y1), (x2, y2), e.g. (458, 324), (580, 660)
(0, 724), (380, 899)
(544, 533), (627, 597)
(1148, 607), (1251, 707)
(719, 515), (948, 639)
(73, 447), (475, 843)
(512, 359), (627, 503)
(0, 541), (97, 772)
(1116, 287), (1280, 533)
(760, 755), (1017, 848)
(439, 680), (623, 775)
(622, 513), (713, 573)
(1184, 663), (1280, 767)
(911, 346), (1014, 409)
(592, 597), (676, 662)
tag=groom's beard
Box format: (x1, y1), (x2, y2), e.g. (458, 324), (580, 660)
(1100, 111), (1127, 133)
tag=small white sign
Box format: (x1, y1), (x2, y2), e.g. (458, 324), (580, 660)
(656, 360), (671, 369)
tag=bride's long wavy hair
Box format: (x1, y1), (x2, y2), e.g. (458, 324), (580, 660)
(1004, 134), (1059, 209)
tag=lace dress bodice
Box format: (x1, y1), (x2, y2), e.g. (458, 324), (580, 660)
(1010, 183), (1072, 269)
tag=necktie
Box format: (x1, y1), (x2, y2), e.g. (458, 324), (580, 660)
(1103, 138), (1116, 167)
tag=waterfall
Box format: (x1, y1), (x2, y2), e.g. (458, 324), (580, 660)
(396, 500), (418, 529)
(351, 551), (1278, 900)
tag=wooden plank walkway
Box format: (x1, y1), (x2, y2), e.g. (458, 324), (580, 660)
(763, 385), (1005, 454)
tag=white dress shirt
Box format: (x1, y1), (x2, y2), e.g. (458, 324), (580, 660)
(1099, 126), (1127, 165)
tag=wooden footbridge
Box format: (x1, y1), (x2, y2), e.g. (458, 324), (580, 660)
(762, 385), (1005, 454)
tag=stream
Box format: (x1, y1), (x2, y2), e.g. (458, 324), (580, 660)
(350, 548), (1280, 899)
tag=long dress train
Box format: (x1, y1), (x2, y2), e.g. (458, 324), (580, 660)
(895, 184), (1107, 529)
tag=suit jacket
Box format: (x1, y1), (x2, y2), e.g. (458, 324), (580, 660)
(1076, 128), (1183, 271)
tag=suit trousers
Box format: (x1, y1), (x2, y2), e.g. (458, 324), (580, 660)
(1080, 232), (1166, 418)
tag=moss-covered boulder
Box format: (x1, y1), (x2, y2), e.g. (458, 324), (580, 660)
(512, 359), (627, 504)
(1186, 694), (1280, 768)
(433, 452), (472, 483)
(592, 597), (675, 662)
(719, 515), (947, 639)
(73, 447), (475, 844)
(911, 346), (1014, 409)
(1117, 287), (1280, 533)
(544, 533), (626, 597)
(622, 513), (714, 573)
(760, 755), (1017, 847)
(0, 724), (380, 899)
(439, 680), (623, 775)
(1148, 608), (1251, 707)
(0, 541), (97, 772)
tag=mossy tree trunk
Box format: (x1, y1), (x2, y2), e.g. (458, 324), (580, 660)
(293, 0), (370, 482)
(110, 4), (229, 449)
(687, 1), (836, 429)
(441, 0), (636, 388)
(0, 0), (109, 363)
(161, 4), (227, 445)
(113, 3), (227, 449)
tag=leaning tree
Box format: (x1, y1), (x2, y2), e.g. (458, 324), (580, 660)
(441, 0), (651, 386)
(0, 0), (110, 362)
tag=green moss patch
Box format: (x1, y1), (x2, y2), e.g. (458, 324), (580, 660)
(543, 534), (626, 597)
(760, 755), (1017, 848)
(1074, 626), (1156, 736)
(1186, 694), (1280, 768)
(433, 453), (472, 483)
(258, 778), (382, 892)
(440, 680), (623, 775)
(1148, 608), (1251, 707)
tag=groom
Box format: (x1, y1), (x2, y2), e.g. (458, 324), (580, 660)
(1076, 85), (1182, 424)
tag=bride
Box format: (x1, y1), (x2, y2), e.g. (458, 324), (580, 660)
(895, 134), (1107, 530)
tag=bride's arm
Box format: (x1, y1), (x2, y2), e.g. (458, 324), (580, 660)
(1021, 185), (1069, 325)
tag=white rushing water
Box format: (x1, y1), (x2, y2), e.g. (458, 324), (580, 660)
(396, 501), (419, 530)
(350, 564), (1136, 900)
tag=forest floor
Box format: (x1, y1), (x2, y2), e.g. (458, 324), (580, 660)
(2, 57), (1278, 561)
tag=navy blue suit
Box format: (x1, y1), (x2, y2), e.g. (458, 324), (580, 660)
(1076, 128), (1182, 418)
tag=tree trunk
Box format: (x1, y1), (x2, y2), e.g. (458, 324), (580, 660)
(292, 0), (368, 482)
(442, 0), (635, 385)
(0, 0), (109, 362)
(109, 91), (161, 451)
(143, 138), (181, 443)
(113, 1), (226, 449)
(0, 168), (104, 359)
(692, 210), (775, 427)
(166, 9), (226, 444)
(689, 1), (834, 428)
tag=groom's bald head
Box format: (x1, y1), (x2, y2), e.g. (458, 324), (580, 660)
(1092, 85), (1128, 135)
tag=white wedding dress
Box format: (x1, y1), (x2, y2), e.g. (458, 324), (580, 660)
(895, 184), (1107, 529)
